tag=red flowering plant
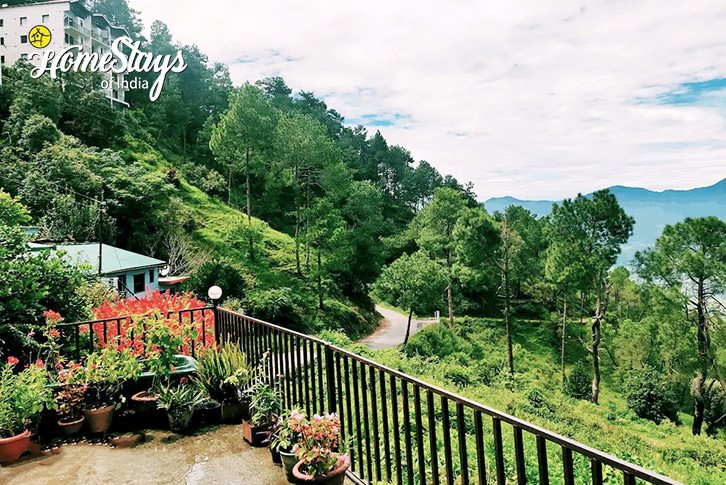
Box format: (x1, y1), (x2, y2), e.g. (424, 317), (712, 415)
(0, 358), (55, 438)
(292, 412), (347, 478)
(43, 310), (63, 370)
(89, 290), (214, 355)
(125, 312), (192, 386)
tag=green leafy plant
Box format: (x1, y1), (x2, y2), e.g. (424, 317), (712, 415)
(565, 361), (592, 401)
(194, 341), (252, 402)
(270, 409), (304, 452)
(61, 347), (142, 409)
(622, 365), (678, 424)
(0, 358), (54, 437)
(248, 381), (282, 426)
(156, 382), (207, 415)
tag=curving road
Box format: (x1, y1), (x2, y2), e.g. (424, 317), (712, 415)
(358, 305), (437, 350)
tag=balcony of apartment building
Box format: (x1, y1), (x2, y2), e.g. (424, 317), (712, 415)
(64, 15), (91, 40)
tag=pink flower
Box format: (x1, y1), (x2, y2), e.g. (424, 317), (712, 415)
(35, 359), (45, 368)
(7, 356), (19, 365)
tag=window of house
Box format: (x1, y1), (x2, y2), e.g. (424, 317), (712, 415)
(0, 19), (4, 27)
(42, 14), (49, 23)
(149, 269), (155, 284)
(133, 273), (145, 294)
(20, 54), (28, 60)
(113, 89), (119, 99)
(0, 37), (4, 46)
(1, 56), (4, 65)
(20, 17), (27, 26)
(20, 35), (28, 44)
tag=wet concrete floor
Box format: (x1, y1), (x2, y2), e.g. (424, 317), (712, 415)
(0, 424), (290, 485)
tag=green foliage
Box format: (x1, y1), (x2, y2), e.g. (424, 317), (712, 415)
(0, 360), (54, 437)
(315, 299), (371, 339)
(245, 287), (303, 326)
(185, 259), (248, 301)
(565, 362), (592, 401)
(248, 381), (282, 426)
(622, 366), (678, 424)
(194, 341), (251, 402)
(373, 251), (446, 317)
(157, 382), (207, 413)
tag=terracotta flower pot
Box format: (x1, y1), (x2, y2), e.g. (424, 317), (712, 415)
(0, 429), (31, 465)
(84, 405), (115, 434)
(292, 456), (350, 485)
(58, 416), (85, 436)
(280, 449), (298, 482)
(242, 420), (270, 447)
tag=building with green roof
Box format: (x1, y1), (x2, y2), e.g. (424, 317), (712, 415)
(29, 242), (166, 298)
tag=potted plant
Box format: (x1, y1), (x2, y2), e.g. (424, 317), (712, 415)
(0, 357), (54, 464)
(54, 383), (87, 436)
(194, 341), (252, 422)
(129, 313), (191, 420)
(156, 381), (207, 434)
(193, 396), (221, 428)
(291, 413), (349, 485)
(66, 347), (141, 434)
(243, 380), (281, 447)
(270, 409), (305, 476)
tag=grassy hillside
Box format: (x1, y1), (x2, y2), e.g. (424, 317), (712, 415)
(120, 137), (377, 338)
(322, 317), (726, 484)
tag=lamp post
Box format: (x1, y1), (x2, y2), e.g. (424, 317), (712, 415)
(208, 285), (223, 344)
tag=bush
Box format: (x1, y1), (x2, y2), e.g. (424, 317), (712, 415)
(622, 366), (678, 424)
(565, 362), (592, 401)
(245, 287), (302, 327)
(315, 299), (371, 339)
(184, 259), (248, 301)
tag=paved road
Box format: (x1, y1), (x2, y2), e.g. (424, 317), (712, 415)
(358, 305), (437, 350)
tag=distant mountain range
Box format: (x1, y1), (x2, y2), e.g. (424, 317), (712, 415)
(484, 178), (726, 263)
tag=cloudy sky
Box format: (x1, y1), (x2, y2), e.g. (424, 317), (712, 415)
(128, 0), (726, 200)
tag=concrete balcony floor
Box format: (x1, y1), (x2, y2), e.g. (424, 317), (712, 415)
(0, 424), (289, 485)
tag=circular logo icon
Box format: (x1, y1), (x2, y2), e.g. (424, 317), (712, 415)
(29, 25), (52, 49)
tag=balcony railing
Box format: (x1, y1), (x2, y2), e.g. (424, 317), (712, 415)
(62, 307), (683, 484)
(215, 308), (683, 485)
(64, 17), (91, 37)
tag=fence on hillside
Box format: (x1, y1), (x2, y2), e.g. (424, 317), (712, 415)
(215, 307), (683, 485)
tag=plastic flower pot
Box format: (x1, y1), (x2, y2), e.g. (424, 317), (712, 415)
(84, 405), (115, 434)
(132, 391), (162, 429)
(58, 416), (85, 437)
(292, 456), (350, 485)
(221, 399), (248, 423)
(193, 402), (221, 428)
(270, 446), (282, 465)
(242, 420), (270, 447)
(0, 430), (31, 465)
(279, 450), (298, 482)
(167, 408), (194, 434)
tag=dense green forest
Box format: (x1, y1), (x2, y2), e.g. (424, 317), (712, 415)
(1, 0), (725, 482)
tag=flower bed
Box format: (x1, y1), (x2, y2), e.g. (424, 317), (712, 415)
(86, 290), (215, 356)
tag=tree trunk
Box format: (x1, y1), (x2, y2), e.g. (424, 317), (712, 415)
(503, 218), (514, 381)
(294, 166), (301, 275)
(446, 251), (454, 326)
(305, 182), (310, 272)
(693, 278), (708, 435)
(591, 276), (607, 404)
(561, 291), (568, 388)
(403, 308), (414, 350)
(246, 148), (254, 260)
(317, 248), (324, 310)
(227, 165), (232, 205)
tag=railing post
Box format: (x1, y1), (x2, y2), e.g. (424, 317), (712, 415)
(325, 345), (337, 413)
(213, 305), (221, 344)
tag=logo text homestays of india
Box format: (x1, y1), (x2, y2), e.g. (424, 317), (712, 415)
(29, 37), (187, 101)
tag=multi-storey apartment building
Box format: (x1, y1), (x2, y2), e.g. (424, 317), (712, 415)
(0, 0), (130, 108)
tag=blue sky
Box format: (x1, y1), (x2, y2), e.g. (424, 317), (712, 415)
(129, 0), (726, 200)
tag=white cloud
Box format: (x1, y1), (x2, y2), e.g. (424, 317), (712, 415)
(128, 0), (726, 200)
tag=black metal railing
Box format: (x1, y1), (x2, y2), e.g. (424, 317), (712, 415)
(216, 308), (683, 485)
(59, 306), (215, 360)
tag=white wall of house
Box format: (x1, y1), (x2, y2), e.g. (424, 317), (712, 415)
(109, 267), (161, 298)
(0, 1), (128, 107)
